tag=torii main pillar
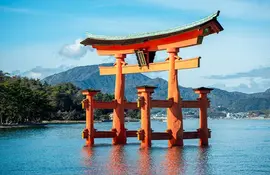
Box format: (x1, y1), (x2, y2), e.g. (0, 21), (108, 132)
(167, 48), (184, 147)
(112, 54), (127, 145)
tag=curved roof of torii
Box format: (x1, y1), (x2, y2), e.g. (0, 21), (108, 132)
(81, 11), (223, 46)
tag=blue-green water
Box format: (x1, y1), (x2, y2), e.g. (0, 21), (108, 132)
(0, 119), (270, 175)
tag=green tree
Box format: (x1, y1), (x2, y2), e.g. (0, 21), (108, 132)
(0, 77), (51, 124)
(125, 109), (140, 119)
(93, 92), (114, 120)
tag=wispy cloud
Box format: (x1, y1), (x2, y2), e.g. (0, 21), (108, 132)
(206, 67), (270, 80)
(59, 39), (94, 60)
(11, 65), (73, 79)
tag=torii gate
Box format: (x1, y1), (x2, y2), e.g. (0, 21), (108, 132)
(81, 11), (223, 148)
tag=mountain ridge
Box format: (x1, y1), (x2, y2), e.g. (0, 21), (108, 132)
(43, 64), (270, 113)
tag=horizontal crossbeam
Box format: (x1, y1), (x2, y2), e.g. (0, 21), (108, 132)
(91, 130), (210, 140)
(126, 130), (137, 137)
(124, 102), (138, 109)
(94, 131), (116, 138)
(182, 101), (200, 108)
(91, 99), (208, 109)
(183, 131), (200, 139)
(151, 132), (172, 140)
(151, 99), (173, 108)
(99, 57), (200, 75)
(93, 100), (117, 109)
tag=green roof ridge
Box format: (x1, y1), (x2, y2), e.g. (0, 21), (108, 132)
(85, 11), (220, 40)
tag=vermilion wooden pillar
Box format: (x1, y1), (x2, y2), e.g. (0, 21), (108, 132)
(82, 90), (100, 146)
(137, 86), (155, 148)
(194, 87), (213, 146)
(166, 48), (184, 147)
(112, 54), (127, 145)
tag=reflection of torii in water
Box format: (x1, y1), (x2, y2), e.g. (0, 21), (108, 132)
(81, 145), (211, 174)
(81, 11), (223, 148)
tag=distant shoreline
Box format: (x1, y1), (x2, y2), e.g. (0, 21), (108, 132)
(0, 120), (102, 129)
(245, 117), (270, 120)
(0, 123), (47, 129)
(42, 120), (86, 124)
(1, 118), (269, 129)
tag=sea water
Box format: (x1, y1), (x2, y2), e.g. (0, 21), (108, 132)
(0, 119), (270, 175)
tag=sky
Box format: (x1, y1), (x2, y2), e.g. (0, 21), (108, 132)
(0, 0), (270, 93)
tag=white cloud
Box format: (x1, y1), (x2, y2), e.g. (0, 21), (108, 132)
(11, 65), (74, 79)
(59, 39), (93, 60)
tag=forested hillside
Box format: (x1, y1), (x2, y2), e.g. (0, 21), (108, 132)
(0, 71), (117, 124)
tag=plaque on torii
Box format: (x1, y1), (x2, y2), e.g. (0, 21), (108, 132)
(81, 11), (223, 147)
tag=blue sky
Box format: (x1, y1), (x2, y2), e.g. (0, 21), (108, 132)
(0, 0), (270, 93)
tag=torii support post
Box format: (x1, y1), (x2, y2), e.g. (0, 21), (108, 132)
(82, 90), (100, 146)
(194, 87), (213, 147)
(112, 54), (127, 145)
(167, 48), (184, 147)
(137, 86), (156, 148)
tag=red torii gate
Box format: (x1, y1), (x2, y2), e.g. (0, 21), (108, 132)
(81, 11), (223, 148)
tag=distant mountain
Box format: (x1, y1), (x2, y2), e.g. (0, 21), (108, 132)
(43, 64), (270, 113)
(43, 64), (196, 101)
(12, 65), (73, 79)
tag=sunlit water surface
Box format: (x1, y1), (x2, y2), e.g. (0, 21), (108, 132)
(0, 119), (270, 175)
